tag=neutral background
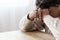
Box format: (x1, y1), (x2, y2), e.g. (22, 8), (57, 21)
(0, 0), (36, 32)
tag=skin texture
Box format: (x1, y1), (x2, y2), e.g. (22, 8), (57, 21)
(41, 5), (60, 18)
(49, 5), (60, 18)
(29, 8), (49, 21)
(29, 10), (37, 20)
(42, 9), (49, 18)
(29, 8), (42, 20)
(29, 5), (60, 21)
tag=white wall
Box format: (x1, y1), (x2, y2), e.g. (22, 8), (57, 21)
(0, 0), (36, 32)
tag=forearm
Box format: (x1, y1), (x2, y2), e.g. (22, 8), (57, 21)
(19, 15), (36, 32)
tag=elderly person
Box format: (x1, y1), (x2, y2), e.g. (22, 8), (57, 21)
(19, 0), (49, 32)
(19, 0), (60, 40)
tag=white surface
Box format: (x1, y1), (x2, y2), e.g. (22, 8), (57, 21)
(0, 30), (55, 40)
(0, 30), (27, 40)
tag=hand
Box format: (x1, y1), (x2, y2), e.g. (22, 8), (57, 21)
(29, 8), (49, 21)
(29, 9), (38, 20)
(37, 8), (42, 19)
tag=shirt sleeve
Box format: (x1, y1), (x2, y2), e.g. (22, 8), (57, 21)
(19, 15), (36, 32)
(43, 15), (60, 40)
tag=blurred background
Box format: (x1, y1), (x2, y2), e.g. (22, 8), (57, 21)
(0, 0), (36, 32)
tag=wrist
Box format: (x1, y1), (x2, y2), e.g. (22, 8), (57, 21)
(27, 14), (34, 21)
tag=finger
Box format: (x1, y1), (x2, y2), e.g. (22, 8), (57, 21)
(33, 9), (38, 18)
(38, 8), (42, 18)
(33, 10), (38, 18)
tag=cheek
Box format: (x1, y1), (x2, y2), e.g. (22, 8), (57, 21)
(49, 8), (60, 18)
(55, 8), (60, 16)
(57, 8), (60, 15)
